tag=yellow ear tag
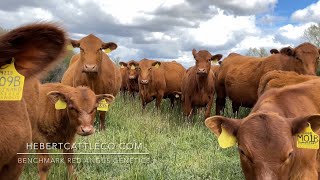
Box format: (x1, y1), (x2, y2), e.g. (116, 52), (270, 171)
(296, 123), (319, 149)
(130, 65), (136, 70)
(55, 99), (67, 110)
(104, 48), (111, 54)
(211, 59), (218, 64)
(218, 127), (237, 148)
(120, 65), (125, 68)
(67, 44), (73, 51)
(154, 63), (160, 68)
(97, 99), (109, 111)
(0, 58), (25, 101)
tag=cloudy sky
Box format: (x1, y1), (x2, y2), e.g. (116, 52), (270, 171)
(0, 0), (319, 67)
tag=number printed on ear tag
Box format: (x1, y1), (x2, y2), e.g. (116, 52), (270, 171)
(97, 99), (109, 111)
(296, 123), (319, 149)
(0, 58), (25, 101)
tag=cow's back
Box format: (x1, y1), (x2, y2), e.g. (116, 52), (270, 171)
(258, 70), (318, 96)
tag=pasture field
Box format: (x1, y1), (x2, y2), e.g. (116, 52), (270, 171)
(21, 95), (250, 180)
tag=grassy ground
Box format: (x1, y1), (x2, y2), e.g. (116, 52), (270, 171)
(21, 94), (250, 180)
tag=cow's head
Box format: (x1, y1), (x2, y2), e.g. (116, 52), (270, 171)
(70, 34), (117, 73)
(280, 43), (320, 75)
(135, 59), (161, 85)
(206, 113), (320, 179)
(192, 49), (222, 77)
(47, 87), (115, 136)
(119, 61), (128, 73)
(127, 60), (139, 80)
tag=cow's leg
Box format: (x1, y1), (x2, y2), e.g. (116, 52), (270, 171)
(0, 154), (26, 180)
(37, 149), (51, 180)
(205, 96), (214, 119)
(183, 98), (193, 119)
(140, 94), (146, 110)
(155, 93), (163, 110)
(63, 147), (77, 180)
(170, 96), (175, 109)
(99, 111), (106, 131)
(215, 82), (226, 115)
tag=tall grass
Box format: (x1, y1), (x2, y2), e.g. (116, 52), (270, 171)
(21, 94), (249, 180)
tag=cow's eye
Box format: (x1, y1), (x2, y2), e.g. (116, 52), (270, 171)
(148, 68), (152, 71)
(295, 56), (302, 62)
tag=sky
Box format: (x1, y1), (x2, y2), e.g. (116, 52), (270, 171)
(0, 0), (319, 67)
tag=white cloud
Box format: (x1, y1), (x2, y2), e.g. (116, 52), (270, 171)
(278, 23), (315, 40)
(291, 1), (320, 23)
(94, 0), (185, 24)
(0, 7), (54, 28)
(188, 10), (258, 46)
(231, 35), (287, 52)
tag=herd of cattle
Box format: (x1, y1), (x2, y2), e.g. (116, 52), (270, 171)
(1, 22), (320, 179)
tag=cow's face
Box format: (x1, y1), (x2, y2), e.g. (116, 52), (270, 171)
(47, 87), (115, 136)
(280, 43), (320, 75)
(206, 113), (320, 180)
(192, 49), (222, 77)
(70, 34), (117, 73)
(127, 60), (139, 80)
(136, 60), (160, 85)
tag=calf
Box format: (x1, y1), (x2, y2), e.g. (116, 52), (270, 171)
(0, 23), (67, 179)
(33, 83), (114, 179)
(206, 78), (320, 179)
(216, 42), (320, 115)
(258, 70), (318, 96)
(181, 49), (222, 118)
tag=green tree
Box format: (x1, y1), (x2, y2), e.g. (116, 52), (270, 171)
(304, 23), (320, 47)
(246, 47), (269, 57)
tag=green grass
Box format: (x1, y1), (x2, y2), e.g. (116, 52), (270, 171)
(21, 95), (249, 180)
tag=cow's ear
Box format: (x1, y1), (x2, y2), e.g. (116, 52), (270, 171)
(102, 42), (117, 51)
(47, 91), (67, 104)
(270, 49), (279, 54)
(192, 49), (197, 58)
(205, 116), (240, 137)
(152, 61), (161, 68)
(70, 39), (80, 48)
(0, 23), (67, 77)
(119, 61), (127, 67)
(96, 94), (115, 104)
(280, 46), (294, 56)
(211, 54), (223, 61)
(128, 60), (139, 67)
(291, 114), (320, 135)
